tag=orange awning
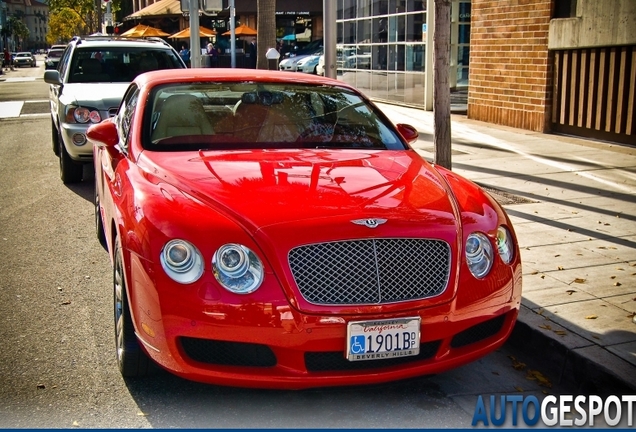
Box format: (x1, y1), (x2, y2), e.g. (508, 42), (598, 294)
(121, 24), (169, 37)
(169, 26), (217, 39)
(222, 24), (257, 36)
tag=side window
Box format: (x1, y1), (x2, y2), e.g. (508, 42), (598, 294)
(58, 46), (72, 77)
(117, 85), (140, 151)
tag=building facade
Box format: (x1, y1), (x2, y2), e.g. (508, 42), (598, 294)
(468, 0), (635, 144)
(2, 0), (48, 51)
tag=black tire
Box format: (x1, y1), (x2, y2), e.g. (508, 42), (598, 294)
(114, 238), (153, 377)
(51, 118), (60, 156)
(94, 181), (107, 248)
(59, 142), (83, 184)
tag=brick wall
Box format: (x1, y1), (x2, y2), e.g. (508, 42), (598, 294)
(468, 0), (553, 132)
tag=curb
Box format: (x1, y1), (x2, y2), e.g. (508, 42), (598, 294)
(508, 305), (636, 395)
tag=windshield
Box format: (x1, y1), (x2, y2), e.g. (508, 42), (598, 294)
(143, 82), (407, 152)
(16, 53), (31, 58)
(68, 47), (183, 83)
(48, 50), (64, 58)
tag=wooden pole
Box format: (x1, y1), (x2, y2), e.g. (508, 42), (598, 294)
(433, 0), (452, 170)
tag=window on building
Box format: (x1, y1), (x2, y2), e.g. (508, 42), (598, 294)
(554, 0), (577, 18)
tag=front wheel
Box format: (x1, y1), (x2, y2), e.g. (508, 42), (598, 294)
(114, 238), (153, 377)
(59, 142), (83, 184)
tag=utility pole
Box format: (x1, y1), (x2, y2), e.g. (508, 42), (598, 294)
(323, 0), (336, 79)
(433, 0), (452, 170)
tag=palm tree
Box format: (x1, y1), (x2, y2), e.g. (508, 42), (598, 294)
(256, 0), (276, 69)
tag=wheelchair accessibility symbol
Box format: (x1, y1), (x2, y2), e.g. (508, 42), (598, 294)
(350, 335), (366, 354)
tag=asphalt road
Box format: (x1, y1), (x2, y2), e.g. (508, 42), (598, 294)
(0, 59), (615, 429)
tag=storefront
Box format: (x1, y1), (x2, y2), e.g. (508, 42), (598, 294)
(335, 0), (470, 108)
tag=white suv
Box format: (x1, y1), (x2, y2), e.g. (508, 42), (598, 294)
(45, 36), (186, 183)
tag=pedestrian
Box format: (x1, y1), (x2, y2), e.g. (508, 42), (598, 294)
(179, 45), (190, 67)
(248, 37), (257, 68)
(4, 48), (11, 70)
(207, 42), (218, 67)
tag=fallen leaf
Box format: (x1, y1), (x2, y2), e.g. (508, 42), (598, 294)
(537, 309), (544, 315)
(541, 275), (546, 279)
(61, 300), (71, 305)
(614, 282), (622, 286)
(557, 266), (564, 270)
(542, 390), (549, 395)
(554, 330), (567, 336)
(566, 290), (577, 296)
(617, 267), (625, 271)
(573, 278), (586, 284)
(515, 386), (524, 392)
(554, 254), (561, 257)
(137, 412), (148, 417)
(611, 276), (616, 279)
(631, 263), (636, 267)
(586, 315), (598, 319)
(539, 324), (552, 330)
(526, 369), (552, 388)
(627, 312), (635, 318)
(530, 271), (539, 275)
(72, 421), (79, 427)
(509, 355), (527, 371)
(604, 223), (611, 226)
(37, 384), (45, 389)
(592, 335), (600, 340)
(572, 211), (578, 214)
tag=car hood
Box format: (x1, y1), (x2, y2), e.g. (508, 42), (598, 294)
(61, 83), (130, 110)
(139, 149), (459, 235)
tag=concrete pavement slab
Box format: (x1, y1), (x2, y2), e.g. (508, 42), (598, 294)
(377, 101), (636, 390)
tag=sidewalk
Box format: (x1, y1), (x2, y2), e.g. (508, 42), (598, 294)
(377, 102), (636, 392)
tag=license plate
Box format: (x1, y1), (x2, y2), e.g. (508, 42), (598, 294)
(346, 317), (421, 361)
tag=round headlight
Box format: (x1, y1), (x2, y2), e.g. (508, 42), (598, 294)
(213, 244), (264, 294)
(496, 226), (514, 264)
(465, 232), (494, 279)
(160, 239), (204, 284)
(73, 107), (91, 123)
(89, 110), (102, 123)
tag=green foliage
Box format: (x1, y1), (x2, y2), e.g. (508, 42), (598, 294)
(8, 16), (30, 41)
(47, 8), (87, 44)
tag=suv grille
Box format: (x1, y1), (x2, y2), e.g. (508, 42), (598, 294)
(289, 238), (451, 305)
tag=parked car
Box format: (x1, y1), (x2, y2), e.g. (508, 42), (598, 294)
(278, 51), (321, 71)
(44, 35), (186, 183)
(87, 68), (522, 389)
(14, 52), (36, 67)
(45, 48), (65, 70)
(297, 53), (321, 74)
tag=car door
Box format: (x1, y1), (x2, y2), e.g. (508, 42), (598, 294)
(48, 46), (72, 126)
(97, 84), (140, 248)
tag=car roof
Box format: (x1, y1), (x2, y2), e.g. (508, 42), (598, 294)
(133, 68), (357, 91)
(70, 36), (175, 50)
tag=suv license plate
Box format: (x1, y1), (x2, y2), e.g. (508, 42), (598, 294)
(346, 317), (421, 361)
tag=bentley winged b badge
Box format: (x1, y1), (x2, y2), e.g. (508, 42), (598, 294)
(351, 218), (388, 229)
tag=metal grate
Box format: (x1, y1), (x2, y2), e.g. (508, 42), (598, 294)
(305, 341), (441, 372)
(289, 238), (451, 305)
(180, 337), (277, 367)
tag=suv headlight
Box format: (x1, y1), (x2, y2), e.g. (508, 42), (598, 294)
(67, 105), (102, 124)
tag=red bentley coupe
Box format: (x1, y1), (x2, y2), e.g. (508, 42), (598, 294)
(88, 69), (522, 389)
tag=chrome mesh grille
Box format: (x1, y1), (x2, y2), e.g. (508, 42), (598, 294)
(289, 239), (451, 305)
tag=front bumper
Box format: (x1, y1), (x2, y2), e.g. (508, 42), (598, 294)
(132, 270), (521, 389)
(59, 112), (111, 162)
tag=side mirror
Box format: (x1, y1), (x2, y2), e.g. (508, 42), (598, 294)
(87, 119), (119, 149)
(396, 123), (419, 144)
(43, 70), (62, 84)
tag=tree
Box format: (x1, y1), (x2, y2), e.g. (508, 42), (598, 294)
(256, 0), (276, 69)
(433, 0), (452, 170)
(7, 16), (30, 49)
(47, 9), (87, 44)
